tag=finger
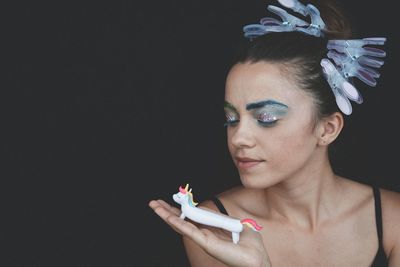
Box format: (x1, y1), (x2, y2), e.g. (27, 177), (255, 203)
(148, 199), (163, 210)
(149, 199), (181, 217)
(156, 199), (181, 216)
(149, 200), (184, 234)
(150, 201), (177, 223)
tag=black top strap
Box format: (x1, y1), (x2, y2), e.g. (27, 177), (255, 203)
(371, 185), (388, 266)
(373, 186), (384, 245)
(211, 196), (229, 216)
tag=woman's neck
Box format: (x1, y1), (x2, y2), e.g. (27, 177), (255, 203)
(263, 162), (345, 232)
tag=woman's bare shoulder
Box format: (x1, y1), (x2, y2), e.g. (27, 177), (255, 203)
(380, 187), (400, 228)
(213, 186), (267, 218)
(196, 185), (259, 218)
(380, 187), (400, 206)
(380, 187), (400, 260)
(197, 185), (246, 213)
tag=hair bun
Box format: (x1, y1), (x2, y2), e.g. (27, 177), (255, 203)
(308, 0), (353, 39)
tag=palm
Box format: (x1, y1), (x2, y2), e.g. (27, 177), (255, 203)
(149, 199), (271, 267)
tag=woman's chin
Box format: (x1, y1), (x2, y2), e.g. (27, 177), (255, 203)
(240, 174), (266, 188)
(239, 173), (279, 189)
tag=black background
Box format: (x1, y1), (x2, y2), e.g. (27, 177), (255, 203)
(4, 0), (399, 266)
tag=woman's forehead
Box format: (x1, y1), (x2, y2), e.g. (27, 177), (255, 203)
(225, 62), (309, 108)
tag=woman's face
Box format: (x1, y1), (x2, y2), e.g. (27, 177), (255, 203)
(225, 61), (321, 188)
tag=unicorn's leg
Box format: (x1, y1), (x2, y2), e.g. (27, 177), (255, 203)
(180, 212), (186, 219)
(232, 232), (240, 244)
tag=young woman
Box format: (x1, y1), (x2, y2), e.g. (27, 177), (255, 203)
(150, 0), (400, 266)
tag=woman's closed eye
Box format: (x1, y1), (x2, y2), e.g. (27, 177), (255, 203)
(224, 113), (239, 127)
(256, 112), (278, 127)
(224, 112), (279, 127)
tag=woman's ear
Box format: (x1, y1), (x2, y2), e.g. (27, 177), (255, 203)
(316, 112), (344, 146)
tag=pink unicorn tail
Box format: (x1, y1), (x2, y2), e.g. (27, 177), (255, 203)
(240, 218), (263, 231)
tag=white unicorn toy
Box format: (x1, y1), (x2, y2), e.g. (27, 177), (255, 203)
(173, 184), (263, 244)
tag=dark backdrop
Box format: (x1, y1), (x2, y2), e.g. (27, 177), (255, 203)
(4, 0), (399, 266)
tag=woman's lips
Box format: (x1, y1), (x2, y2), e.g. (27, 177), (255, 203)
(235, 157), (265, 169)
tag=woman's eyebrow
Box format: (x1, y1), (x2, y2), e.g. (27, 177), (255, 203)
(224, 101), (238, 112)
(246, 99), (288, 110)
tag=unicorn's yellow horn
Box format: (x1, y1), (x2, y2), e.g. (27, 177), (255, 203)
(185, 184), (189, 191)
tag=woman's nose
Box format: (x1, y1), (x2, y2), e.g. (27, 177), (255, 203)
(229, 120), (256, 148)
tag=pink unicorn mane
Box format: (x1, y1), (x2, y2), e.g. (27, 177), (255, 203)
(179, 185), (187, 194)
(240, 218), (263, 231)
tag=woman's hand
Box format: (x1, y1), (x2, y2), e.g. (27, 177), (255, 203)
(149, 199), (271, 267)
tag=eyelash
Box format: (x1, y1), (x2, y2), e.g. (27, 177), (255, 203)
(223, 116), (279, 128)
(224, 114), (239, 127)
(224, 120), (239, 127)
(257, 120), (278, 127)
